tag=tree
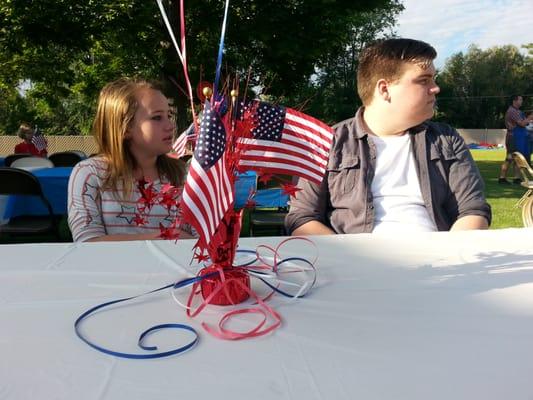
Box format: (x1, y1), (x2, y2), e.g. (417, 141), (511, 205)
(0, 0), (402, 134)
(436, 44), (533, 128)
(282, 1), (403, 124)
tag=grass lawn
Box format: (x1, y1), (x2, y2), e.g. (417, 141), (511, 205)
(470, 148), (526, 229)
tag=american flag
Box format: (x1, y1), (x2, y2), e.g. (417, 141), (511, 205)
(31, 127), (47, 152)
(180, 101), (234, 246)
(236, 102), (333, 184)
(171, 122), (196, 158)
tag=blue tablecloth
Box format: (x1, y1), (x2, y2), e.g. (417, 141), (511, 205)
(0, 157), (5, 167)
(3, 167), (73, 218)
(234, 171), (257, 208)
(2, 168), (289, 219)
(254, 188), (289, 208)
(234, 171), (289, 208)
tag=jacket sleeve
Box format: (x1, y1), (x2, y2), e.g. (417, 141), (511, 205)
(284, 172), (331, 235)
(445, 128), (492, 225)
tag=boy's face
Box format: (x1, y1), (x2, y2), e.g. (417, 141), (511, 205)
(513, 96), (523, 108)
(387, 62), (440, 127)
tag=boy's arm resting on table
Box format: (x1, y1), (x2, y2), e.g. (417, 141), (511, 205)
(291, 220), (335, 236)
(285, 174), (334, 236)
(445, 129), (492, 230)
(450, 215), (489, 231)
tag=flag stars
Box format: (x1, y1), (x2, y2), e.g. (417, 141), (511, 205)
(195, 101), (226, 169)
(250, 102), (285, 142)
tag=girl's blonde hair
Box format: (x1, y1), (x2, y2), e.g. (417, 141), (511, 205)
(92, 77), (185, 197)
(17, 123), (33, 139)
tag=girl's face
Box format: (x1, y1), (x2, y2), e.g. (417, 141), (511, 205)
(126, 88), (175, 159)
(23, 131), (33, 142)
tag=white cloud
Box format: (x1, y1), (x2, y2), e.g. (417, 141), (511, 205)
(396, 0), (533, 67)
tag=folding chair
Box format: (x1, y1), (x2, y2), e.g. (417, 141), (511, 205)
(512, 152), (533, 227)
(11, 156), (54, 169)
(249, 208), (288, 237)
(0, 167), (58, 240)
(49, 151), (84, 167)
(249, 174), (291, 237)
(4, 153), (33, 167)
(67, 150), (87, 159)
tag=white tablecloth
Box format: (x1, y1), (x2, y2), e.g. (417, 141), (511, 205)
(1, 228), (533, 399)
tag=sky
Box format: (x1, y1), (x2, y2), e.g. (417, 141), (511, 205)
(395, 0), (533, 68)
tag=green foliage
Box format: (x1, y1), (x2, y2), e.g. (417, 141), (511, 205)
(0, 84), (32, 135)
(436, 44), (533, 128)
(0, 0), (401, 134)
(282, 1), (404, 124)
(470, 149), (524, 229)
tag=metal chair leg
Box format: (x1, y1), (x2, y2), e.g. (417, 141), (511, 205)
(522, 195), (533, 227)
(516, 189), (533, 208)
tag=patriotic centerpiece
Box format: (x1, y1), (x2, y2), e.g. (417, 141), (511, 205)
(152, 0), (335, 313)
(75, 0), (334, 357)
(178, 92), (333, 307)
(155, 0), (335, 333)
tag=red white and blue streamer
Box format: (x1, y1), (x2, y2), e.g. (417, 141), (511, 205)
(213, 0), (230, 99)
(74, 238), (317, 358)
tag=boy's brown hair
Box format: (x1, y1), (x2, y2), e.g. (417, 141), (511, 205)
(357, 38), (437, 106)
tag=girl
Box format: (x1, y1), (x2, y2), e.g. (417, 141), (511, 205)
(14, 123), (47, 157)
(68, 78), (193, 242)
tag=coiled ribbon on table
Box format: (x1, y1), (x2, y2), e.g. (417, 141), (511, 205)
(74, 237), (317, 359)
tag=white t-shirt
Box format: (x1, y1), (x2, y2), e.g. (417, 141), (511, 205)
(370, 134), (437, 233)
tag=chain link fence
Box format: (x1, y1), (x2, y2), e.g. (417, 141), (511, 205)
(0, 136), (98, 157)
(0, 129), (507, 157)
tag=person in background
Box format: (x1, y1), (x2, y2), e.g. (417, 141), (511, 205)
(526, 111), (533, 165)
(68, 77), (194, 242)
(498, 95), (533, 183)
(14, 123), (47, 157)
(285, 38), (491, 236)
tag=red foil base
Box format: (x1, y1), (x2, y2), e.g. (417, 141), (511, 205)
(200, 267), (250, 305)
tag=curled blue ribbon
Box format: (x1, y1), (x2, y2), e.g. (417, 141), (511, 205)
(74, 282), (199, 359)
(75, 247), (316, 358)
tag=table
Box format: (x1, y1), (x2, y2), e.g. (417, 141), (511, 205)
(3, 167), (73, 219)
(1, 228), (533, 399)
(234, 171), (289, 208)
(0, 157), (5, 167)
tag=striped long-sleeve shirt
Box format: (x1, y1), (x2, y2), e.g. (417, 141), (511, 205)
(68, 157), (190, 242)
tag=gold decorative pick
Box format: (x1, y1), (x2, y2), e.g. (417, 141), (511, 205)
(230, 89), (238, 98)
(202, 86), (213, 99)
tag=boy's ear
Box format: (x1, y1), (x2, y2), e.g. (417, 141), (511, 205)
(376, 79), (391, 102)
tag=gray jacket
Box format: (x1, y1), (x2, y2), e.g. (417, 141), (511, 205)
(285, 108), (491, 234)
